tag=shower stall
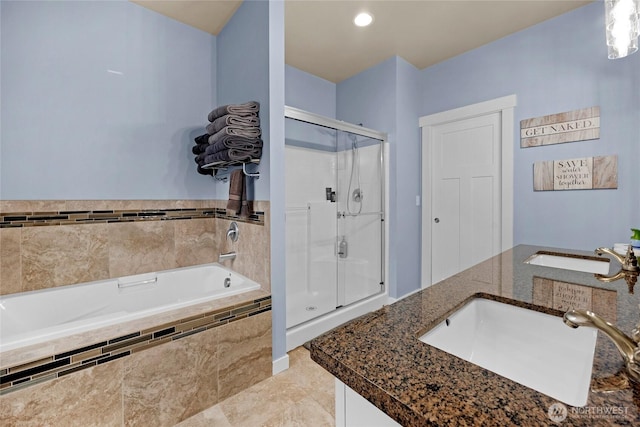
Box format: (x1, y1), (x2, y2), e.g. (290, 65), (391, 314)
(284, 106), (387, 350)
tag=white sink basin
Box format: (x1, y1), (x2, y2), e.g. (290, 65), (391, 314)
(419, 298), (597, 407)
(524, 252), (610, 275)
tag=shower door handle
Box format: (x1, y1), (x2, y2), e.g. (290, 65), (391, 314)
(325, 187), (336, 202)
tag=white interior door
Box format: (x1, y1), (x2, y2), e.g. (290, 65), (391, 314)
(420, 95), (516, 289)
(430, 112), (501, 284)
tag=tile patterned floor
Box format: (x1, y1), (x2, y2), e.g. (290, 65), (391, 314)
(176, 347), (335, 426)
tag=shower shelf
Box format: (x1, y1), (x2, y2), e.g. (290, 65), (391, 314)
(203, 159), (260, 182)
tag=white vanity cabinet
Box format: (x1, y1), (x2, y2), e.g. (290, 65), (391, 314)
(335, 379), (401, 427)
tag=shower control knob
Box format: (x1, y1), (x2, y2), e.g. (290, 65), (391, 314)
(434, 218), (440, 223)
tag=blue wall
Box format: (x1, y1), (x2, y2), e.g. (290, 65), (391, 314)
(215, 0), (271, 201)
(285, 65), (336, 118)
(421, 2), (639, 250)
(284, 64), (337, 151)
(0, 1), (217, 199)
(393, 58), (422, 297)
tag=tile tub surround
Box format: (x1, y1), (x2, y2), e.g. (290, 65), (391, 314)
(0, 200), (270, 296)
(0, 294), (271, 394)
(0, 305), (272, 426)
(0, 287), (270, 368)
(310, 245), (640, 426)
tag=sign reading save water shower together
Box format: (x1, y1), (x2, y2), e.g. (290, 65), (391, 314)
(554, 157), (593, 190)
(533, 155), (618, 191)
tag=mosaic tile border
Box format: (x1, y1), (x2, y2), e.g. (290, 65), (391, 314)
(0, 296), (271, 395)
(0, 207), (264, 228)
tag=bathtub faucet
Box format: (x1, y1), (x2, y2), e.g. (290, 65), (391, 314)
(227, 222), (239, 242)
(218, 251), (236, 262)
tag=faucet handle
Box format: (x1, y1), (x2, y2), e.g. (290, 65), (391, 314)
(625, 245), (638, 266)
(226, 222), (239, 242)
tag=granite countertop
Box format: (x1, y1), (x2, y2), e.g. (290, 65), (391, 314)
(310, 245), (640, 426)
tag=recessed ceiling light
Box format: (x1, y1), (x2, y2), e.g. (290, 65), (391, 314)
(354, 12), (373, 27)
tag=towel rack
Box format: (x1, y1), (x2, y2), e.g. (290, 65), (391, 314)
(203, 159), (260, 182)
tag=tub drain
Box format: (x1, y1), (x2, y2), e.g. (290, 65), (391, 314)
(305, 306), (317, 311)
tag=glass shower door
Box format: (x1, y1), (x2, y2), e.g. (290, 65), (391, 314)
(285, 114), (385, 330)
(284, 117), (339, 328)
(336, 129), (384, 307)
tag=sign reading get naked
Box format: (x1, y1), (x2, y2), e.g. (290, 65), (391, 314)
(520, 107), (600, 147)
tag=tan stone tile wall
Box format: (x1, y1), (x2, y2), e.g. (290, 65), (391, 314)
(215, 200), (271, 294)
(21, 224), (111, 292)
(0, 312), (272, 427)
(0, 200), (270, 296)
(217, 307), (273, 401)
(0, 359), (125, 426)
(0, 228), (22, 295)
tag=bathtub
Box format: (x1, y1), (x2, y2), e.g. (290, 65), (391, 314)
(0, 263), (260, 353)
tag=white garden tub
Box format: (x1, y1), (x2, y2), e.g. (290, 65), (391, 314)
(0, 263), (260, 352)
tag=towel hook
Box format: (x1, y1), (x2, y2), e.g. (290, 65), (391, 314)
(208, 162), (259, 182)
(242, 163), (260, 179)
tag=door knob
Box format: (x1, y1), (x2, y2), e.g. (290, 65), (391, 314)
(434, 218), (440, 223)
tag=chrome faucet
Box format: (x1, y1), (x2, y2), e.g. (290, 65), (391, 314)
(563, 309), (640, 383)
(226, 222), (239, 242)
(218, 251), (236, 262)
(596, 246), (639, 272)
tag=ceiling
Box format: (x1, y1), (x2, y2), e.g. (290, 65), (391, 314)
(133, 0), (593, 83)
(131, 0), (243, 35)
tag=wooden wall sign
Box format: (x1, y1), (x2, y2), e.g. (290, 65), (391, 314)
(521, 106), (600, 148)
(533, 155), (617, 191)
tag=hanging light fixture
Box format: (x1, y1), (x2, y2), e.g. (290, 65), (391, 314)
(605, 0), (640, 59)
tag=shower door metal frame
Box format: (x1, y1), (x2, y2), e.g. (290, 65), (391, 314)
(284, 105), (387, 294)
